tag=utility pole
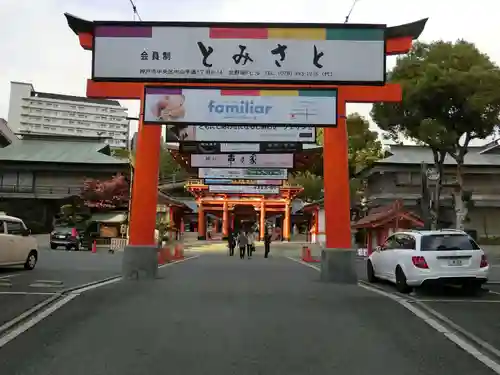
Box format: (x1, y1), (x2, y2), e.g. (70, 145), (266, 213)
(420, 162), (432, 229)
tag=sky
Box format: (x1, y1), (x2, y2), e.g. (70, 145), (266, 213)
(0, 0), (499, 144)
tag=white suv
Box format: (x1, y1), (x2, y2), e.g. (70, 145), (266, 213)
(0, 214), (38, 270)
(367, 229), (489, 294)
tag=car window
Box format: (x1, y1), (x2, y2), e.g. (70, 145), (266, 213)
(420, 234), (480, 251)
(397, 234), (416, 250)
(383, 235), (398, 250)
(54, 227), (73, 233)
(5, 220), (25, 235)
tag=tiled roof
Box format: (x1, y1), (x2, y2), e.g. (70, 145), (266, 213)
(0, 139), (129, 164)
(377, 144), (500, 166)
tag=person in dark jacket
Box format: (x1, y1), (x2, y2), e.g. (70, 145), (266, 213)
(264, 229), (272, 258)
(237, 230), (248, 259)
(228, 230), (235, 256)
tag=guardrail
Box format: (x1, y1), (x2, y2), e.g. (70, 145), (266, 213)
(0, 185), (82, 195)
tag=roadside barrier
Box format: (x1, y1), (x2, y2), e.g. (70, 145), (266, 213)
(301, 245), (320, 263)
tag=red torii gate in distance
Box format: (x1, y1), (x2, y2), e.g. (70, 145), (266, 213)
(65, 14), (427, 277)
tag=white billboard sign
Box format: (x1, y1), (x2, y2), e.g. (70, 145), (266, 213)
(204, 179), (282, 186)
(143, 87), (337, 127)
(165, 125), (315, 143)
(208, 185), (280, 195)
(199, 168), (287, 180)
(92, 23), (386, 84)
(191, 153), (294, 168)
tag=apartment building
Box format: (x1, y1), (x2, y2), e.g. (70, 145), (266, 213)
(7, 81), (130, 148)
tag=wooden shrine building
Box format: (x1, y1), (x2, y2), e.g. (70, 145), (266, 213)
(186, 180), (303, 241)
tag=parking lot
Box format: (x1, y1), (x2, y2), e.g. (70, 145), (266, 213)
(0, 247), (122, 327)
(353, 254), (500, 357)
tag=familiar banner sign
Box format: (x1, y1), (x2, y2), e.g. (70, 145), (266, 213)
(191, 153), (294, 168)
(165, 125), (315, 143)
(93, 22), (385, 85)
(199, 168), (288, 180)
(204, 179), (283, 186)
(208, 185), (280, 195)
(180, 142), (303, 154)
(143, 87), (337, 126)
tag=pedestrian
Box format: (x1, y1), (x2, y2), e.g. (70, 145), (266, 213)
(237, 230), (248, 259)
(264, 229), (272, 258)
(247, 230), (255, 259)
(228, 229), (235, 256)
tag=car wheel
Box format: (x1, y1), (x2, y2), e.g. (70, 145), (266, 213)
(50, 244), (57, 249)
(24, 251), (37, 270)
(395, 266), (412, 294)
(367, 261), (378, 283)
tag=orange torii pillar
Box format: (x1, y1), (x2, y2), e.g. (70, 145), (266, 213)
(323, 85), (403, 250)
(222, 202), (229, 240)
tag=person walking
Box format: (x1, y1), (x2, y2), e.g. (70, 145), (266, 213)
(247, 230), (255, 259)
(264, 229), (272, 258)
(237, 230), (248, 259)
(227, 229), (236, 256)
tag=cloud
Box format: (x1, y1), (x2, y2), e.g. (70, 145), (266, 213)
(1, 0), (498, 141)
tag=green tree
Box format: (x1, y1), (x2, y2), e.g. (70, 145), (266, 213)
(289, 171), (323, 202)
(158, 146), (189, 181)
(111, 148), (130, 159)
(294, 114), (383, 201)
(371, 40), (500, 229)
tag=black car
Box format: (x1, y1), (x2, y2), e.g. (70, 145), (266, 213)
(50, 227), (81, 250)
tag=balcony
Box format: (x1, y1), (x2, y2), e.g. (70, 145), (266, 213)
(0, 185), (82, 199)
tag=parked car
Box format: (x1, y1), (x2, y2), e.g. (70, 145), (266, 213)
(0, 213), (38, 270)
(367, 229), (489, 293)
(50, 227), (81, 250)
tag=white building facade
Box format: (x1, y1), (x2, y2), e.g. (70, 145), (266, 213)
(7, 81), (130, 148)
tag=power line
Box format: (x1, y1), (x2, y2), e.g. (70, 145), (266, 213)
(128, 0), (142, 21)
(344, 0), (360, 23)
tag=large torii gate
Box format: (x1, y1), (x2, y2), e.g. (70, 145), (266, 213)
(64, 14), (427, 278)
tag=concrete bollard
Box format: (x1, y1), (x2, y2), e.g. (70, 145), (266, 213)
(320, 248), (358, 284)
(122, 245), (159, 280)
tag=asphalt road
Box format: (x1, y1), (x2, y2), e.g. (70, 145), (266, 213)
(0, 253), (497, 374)
(0, 247), (122, 327)
(350, 255), (500, 368)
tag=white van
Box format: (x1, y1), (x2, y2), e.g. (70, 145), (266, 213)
(0, 213), (38, 270)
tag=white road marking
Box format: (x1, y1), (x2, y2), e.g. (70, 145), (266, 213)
(285, 256), (321, 271)
(413, 298), (500, 303)
(0, 292), (58, 296)
(29, 283), (63, 288)
(0, 274), (20, 280)
(0, 254), (201, 348)
(34, 280), (64, 285)
(0, 294), (78, 348)
(287, 256), (500, 374)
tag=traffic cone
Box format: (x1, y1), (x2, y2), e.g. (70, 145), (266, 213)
(174, 243), (184, 260)
(157, 250), (165, 265)
(301, 246), (320, 263)
(162, 247), (172, 262)
(91, 240), (97, 253)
